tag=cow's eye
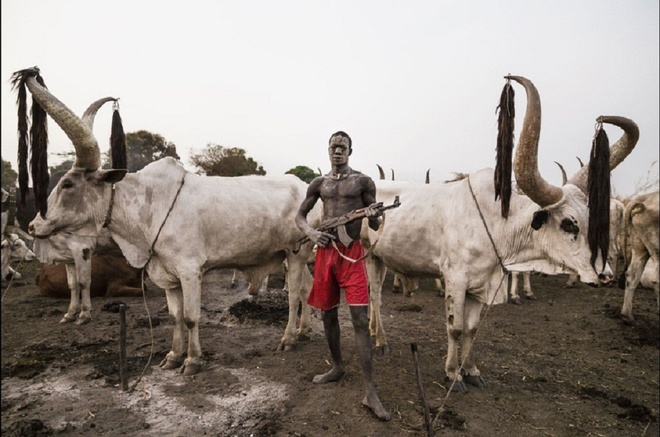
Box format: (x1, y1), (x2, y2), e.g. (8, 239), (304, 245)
(560, 218), (579, 235)
(61, 180), (74, 189)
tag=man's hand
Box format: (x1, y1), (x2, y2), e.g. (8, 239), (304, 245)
(309, 229), (336, 248)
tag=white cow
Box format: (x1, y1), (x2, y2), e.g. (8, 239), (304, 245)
(620, 190), (659, 322)
(1, 233), (36, 284)
(15, 67), (321, 376)
(362, 76), (637, 393)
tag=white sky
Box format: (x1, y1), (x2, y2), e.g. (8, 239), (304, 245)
(2, 0), (658, 197)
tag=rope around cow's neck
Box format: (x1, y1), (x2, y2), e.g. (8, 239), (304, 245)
(129, 172), (186, 392)
(433, 175), (509, 420)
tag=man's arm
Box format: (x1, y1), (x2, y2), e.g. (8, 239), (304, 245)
(295, 178), (335, 247)
(362, 177), (382, 231)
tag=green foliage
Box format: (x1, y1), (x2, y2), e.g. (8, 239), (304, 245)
(125, 130), (180, 172)
(190, 144), (266, 176)
(1, 159), (18, 190)
(285, 165), (319, 183)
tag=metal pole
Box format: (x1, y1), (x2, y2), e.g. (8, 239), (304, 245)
(119, 304), (128, 391)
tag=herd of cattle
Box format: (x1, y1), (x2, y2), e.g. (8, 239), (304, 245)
(2, 67), (658, 392)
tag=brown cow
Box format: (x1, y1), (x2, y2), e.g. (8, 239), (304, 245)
(36, 254), (145, 299)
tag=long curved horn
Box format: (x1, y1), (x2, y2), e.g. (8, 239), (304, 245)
(554, 161), (568, 185)
(425, 169), (430, 184)
(21, 68), (103, 170)
(507, 75), (563, 207)
(567, 116), (639, 191)
(377, 164), (385, 180)
(82, 97), (117, 131)
(390, 169), (395, 181)
(576, 156), (585, 167)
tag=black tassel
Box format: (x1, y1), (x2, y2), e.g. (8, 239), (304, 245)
(110, 102), (127, 170)
(494, 81), (515, 218)
(587, 125), (611, 271)
(30, 75), (50, 219)
(11, 71), (30, 207)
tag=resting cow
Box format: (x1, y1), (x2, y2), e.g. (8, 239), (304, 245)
(14, 66), (321, 377)
(1, 233), (36, 284)
(35, 254), (144, 298)
(362, 76), (637, 392)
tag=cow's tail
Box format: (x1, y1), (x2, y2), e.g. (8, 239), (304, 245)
(587, 123), (611, 272)
(494, 78), (515, 218)
(111, 100), (127, 170)
(10, 67), (49, 218)
(618, 198), (637, 288)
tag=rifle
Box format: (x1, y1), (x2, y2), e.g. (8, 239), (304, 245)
(294, 195), (401, 250)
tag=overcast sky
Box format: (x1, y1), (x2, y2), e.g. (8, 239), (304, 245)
(2, 0), (658, 197)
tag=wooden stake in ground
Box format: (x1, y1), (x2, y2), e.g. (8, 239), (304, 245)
(119, 304), (128, 391)
(411, 342), (434, 437)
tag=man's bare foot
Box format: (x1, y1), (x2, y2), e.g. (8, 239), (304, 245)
(362, 394), (391, 421)
(312, 368), (345, 384)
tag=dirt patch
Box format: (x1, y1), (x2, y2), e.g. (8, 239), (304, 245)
(2, 261), (658, 436)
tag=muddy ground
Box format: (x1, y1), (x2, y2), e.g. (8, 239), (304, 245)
(1, 259), (658, 437)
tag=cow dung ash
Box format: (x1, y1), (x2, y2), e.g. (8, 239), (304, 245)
(228, 290), (289, 325)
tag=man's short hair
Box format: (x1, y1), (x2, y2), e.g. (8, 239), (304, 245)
(329, 131), (352, 148)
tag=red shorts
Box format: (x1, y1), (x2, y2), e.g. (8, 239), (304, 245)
(307, 241), (370, 311)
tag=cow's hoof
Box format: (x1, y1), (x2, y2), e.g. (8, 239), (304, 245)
(510, 298), (522, 305)
(296, 331), (311, 343)
(75, 316), (91, 325)
(59, 315), (76, 324)
(446, 377), (468, 393)
(181, 362), (202, 376)
(463, 374), (486, 389)
(620, 314), (636, 326)
(525, 295), (538, 301)
(277, 341), (295, 352)
(391, 288), (402, 294)
(159, 356), (183, 370)
(373, 344), (390, 356)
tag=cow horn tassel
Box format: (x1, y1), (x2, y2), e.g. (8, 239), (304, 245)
(494, 80), (515, 218)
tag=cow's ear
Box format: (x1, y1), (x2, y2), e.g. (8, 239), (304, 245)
(98, 169), (128, 184)
(531, 210), (549, 230)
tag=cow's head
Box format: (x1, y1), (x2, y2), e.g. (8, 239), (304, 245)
(507, 76), (638, 286)
(11, 67), (127, 247)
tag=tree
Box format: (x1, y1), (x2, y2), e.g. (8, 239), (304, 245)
(125, 130), (180, 172)
(190, 144), (266, 176)
(285, 165), (319, 183)
(1, 159), (18, 190)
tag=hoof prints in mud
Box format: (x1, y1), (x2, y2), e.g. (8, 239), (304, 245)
(228, 290), (289, 325)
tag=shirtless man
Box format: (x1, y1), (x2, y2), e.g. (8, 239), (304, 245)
(295, 131), (391, 421)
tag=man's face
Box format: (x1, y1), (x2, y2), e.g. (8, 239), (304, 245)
(328, 136), (351, 166)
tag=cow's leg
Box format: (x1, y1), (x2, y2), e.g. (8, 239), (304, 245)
(180, 275), (203, 376)
(523, 271), (536, 300)
(435, 276), (445, 297)
(230, 269), (239, 288)
(402, 276), (418, 298)
(279, 247), (313, 351)
(60, 264), (80, 324)
(509, 272), (522, 305)
(565, 273), (579, 287)
(392, 274), (402, 293)
(460, 296), (486, 389)
(160, 287), (185, 371)
(74, 254), (93, 325)
(444, 276), (468, 393)
(365, 255), (389, 355)
(621, 249), (650, 323)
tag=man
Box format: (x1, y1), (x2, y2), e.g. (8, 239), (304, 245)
(295, 131), (391, 421)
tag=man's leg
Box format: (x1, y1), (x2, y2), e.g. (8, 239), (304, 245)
(313, 307), (346, 383)
(349, 305), (391, 421)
